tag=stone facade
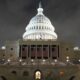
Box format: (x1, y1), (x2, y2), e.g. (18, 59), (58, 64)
(0, 40), (79, 80)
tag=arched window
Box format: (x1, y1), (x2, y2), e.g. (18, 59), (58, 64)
(11, 71), (17, 75)
(23, 71), (29, 76)
(35, 71), (41, 80)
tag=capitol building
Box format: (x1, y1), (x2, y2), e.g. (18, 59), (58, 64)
(0, 3), (80, 80)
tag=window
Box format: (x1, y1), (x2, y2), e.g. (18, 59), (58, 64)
(3, 54), (5, 57)
(22, 45), (27, 47)
(37, 48), (40, 51)
(11, 71), (17, 75)
(37, 45), (42, 47)
(43, 45), (48, 47)
(31, 45), (36, 47)
(66, 48), (69, 51)
(52, 57), (57, 59)
(31, 48), (34, 51)
(22, 48), (25, 51)
(43, 47), (46, 51)
(10, 54), (13, 57)
(52, 45), (56, 47)
(52, 48), (55, 52)
(23, 71), (29, 76)
(11, 48), (13, 50)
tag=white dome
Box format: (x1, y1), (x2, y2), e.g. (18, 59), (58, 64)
(23, 3), (58, 40)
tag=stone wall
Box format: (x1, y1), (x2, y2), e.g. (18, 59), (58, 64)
(0, 65), (79, 80)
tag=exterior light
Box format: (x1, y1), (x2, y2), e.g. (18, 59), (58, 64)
(1, 46), (6, 50)
(19, 59), (22, 62)
(7, 59), (11, 65)
(31, 59), (34, 62)
(60, 71), (64, 76)
(19, 59), (22, 65)
(43, 59), (46, 62)
(66, 59), (69, 62)
(78, 59), (80, 62)
(41, 59), (46, 64)
(66, 56), (69, 59)
(54, 59), (57, 63)
(74, 47), (79, 51)
(8, 59), (11, 62)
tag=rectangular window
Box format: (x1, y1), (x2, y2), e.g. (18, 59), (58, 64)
(43, 45), (49, 59)
(37, 45), (42, 59)
(19, 45), (28, 59)
(31, 47), (36, 59)
(51, 45), (59, 59)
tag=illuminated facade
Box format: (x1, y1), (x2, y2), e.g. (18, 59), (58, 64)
(0, 2), (80, 80)
(23, 3), (57, 40)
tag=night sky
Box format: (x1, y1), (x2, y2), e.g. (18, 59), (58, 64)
(0, 0), (80, 47)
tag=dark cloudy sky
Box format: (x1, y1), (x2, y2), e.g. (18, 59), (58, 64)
(0, 0), (80, 47)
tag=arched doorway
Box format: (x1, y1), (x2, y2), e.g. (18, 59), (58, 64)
(0, 76), (7, 80)
(34, 70), (42, 80)
(69, 76), (76, 80)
